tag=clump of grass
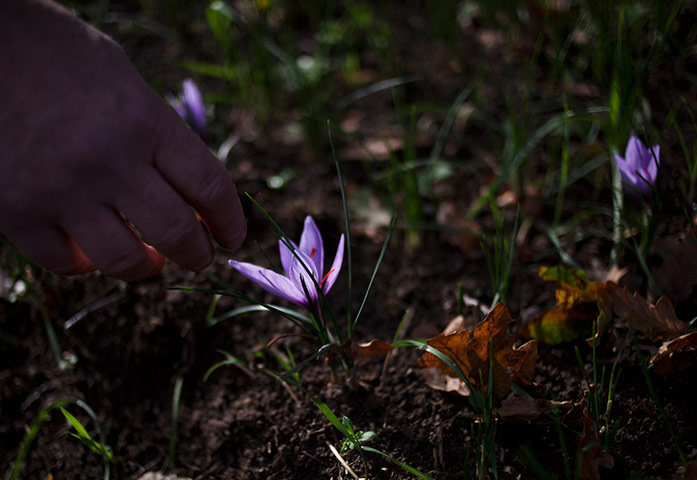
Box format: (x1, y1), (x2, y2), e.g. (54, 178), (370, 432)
(574, 321), (622, 452)
(9, 398), (113, 480)
(481, 205), (520, 307)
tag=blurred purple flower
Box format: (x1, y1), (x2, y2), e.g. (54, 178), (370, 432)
(614, 135), (660, 197)
(166, 78), (206, 139)
(229, 216), (345, 309)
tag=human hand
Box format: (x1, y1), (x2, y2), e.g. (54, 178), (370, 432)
(0, 1), (246, 281)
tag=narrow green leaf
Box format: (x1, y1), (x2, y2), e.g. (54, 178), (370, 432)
(362, 446), (436, 480)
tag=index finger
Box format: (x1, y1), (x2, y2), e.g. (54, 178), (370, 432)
(153, 103), (246, 250)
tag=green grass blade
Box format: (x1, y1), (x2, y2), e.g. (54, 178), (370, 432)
(337, 76), (421, 110)
(169, 286), (317, 337)
(328, 122), (354, 338)
(10, 398), (112, 480)
(204, 350), (246, 381)
(9, 398), (70, 480)
(352, 216), (396, 332)
(362, 446), (436, 480)
(467, 107), (608, 220)
(209, 304), (313, 328)
(164, 376), (184, 470)
(268, 370), (352, 439)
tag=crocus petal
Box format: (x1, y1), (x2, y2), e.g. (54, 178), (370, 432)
(625, 136), (644, 169)
(322, 234), (344, 294)
(645, 145), (660, 183)
(615, 154), (634, 183)
(620, 163), (649, 196)
(278, 238), (299, 276)
(182, 79), (206, 137)
(298, 216), (324, 277)
(166, 93), (187, 120)
(616, 136), (660, 197)
(288, 250), (321, 303)
(228, 260), (307, 306)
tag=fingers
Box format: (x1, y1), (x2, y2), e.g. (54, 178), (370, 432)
(153, 109), (246, 251)
(62, 206), (165, 281)
(4, 226), (96, 276)
(0, 0), (246, 282)
(115, 168), (215, 272)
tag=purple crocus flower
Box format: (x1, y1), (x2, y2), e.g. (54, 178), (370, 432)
(166, 78), (206, 139)
(229, 216), (345, 309)
(614, 135), (660, 197)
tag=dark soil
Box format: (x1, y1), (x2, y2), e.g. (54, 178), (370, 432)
(2, 2), (697, 479)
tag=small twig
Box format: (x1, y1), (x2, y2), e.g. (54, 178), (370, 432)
(327, 442), (360, 480)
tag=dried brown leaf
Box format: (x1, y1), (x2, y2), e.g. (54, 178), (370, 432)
(509, 339), (538, 385)
(418, 303), (537, 400)
(605, 282), (688, 339)
(649, 332), (697, 375)
(577, 408), (614, 480)
(342, 339), (394, 360)
(420, 367), (472, 397)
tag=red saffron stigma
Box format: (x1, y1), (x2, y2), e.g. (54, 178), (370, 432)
(319, 268), (335, 287)
(310, 248), (317, 259)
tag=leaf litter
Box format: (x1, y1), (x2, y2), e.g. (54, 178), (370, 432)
(417, 303), (537, 403)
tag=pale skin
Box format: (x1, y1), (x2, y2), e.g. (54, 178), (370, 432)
(0, 0), (246, 281)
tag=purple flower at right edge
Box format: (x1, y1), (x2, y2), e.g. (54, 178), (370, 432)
(614, 135), (660, 197)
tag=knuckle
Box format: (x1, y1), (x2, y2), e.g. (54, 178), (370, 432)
(159, 217), (201, 252)
(196, 170), (233, 209)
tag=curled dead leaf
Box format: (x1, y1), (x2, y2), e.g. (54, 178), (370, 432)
(420, 367), (472, 397)
(418, 303), (537, 400)
(341, 339), (394, 360)
(649, 332), (697, 375)
(577, 408), (614, 480)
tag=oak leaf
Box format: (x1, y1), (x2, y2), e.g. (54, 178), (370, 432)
(605, 282), (688, 339)
(418, 303), (537, 400)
